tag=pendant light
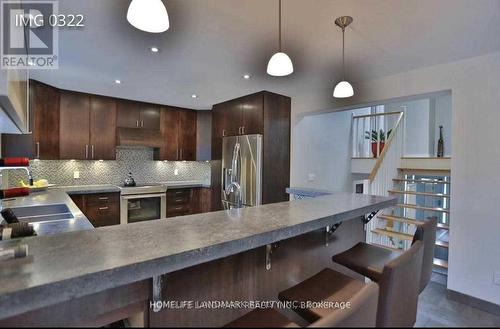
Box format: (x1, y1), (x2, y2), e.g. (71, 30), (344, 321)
(127, 0), (170, 33)
(333, 16), (354, 98)
(267, 0), (293, 76)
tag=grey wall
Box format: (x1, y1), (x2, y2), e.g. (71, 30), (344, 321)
(8, 147), (211, 187)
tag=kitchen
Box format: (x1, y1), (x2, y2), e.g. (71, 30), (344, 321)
(1, 0), (500, 328)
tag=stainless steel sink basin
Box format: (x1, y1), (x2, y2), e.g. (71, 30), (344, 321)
(9, 204), (74, 223)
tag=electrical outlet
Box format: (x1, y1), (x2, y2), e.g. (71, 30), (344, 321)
(308, 173), (316, 182)
(174, 168), (179, 176)
(494, 271), (500, 285)
(73, 171), (80, 179)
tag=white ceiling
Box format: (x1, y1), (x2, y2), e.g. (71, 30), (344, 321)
(31, 0), (500, 110)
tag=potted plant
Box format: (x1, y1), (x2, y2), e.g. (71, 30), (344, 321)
(365, 129), (392, 158)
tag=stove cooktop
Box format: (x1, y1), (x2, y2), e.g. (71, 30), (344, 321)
(119, 183), (167, 195)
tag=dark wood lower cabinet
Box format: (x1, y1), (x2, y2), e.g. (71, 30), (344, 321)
(166, 187), (212, 217)
(70, 192), (120, 228)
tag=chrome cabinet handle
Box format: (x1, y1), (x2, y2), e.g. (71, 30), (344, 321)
(85, 145), (89, 159)
(241, 126), (245, 134)
(136, 120), (139, 128)
(91, 145), (94, 159)
(141, 120), (144, 128)
(36, 142), (40, 159)
(98, 197), (108, 200)
(98, 206), (109, 211)
(222, 129), (226, 137)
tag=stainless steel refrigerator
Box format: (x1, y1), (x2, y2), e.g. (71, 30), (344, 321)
(221, 134), (263, 209)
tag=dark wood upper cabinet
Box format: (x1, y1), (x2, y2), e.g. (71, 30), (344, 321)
(60, 92), (117, 160)
(117, 100), (160, 130)
(90, 96), (116, 160)
(158, 107), (196, 161)
(116, 100), (139, 128)
(241, 93), (264, 135)
(179, 110), (197, 161)
(140, 105), (161, 130)
(30, 80), (60, 159)
(160, 107), (180, 160)
(59, 92), (90, 160)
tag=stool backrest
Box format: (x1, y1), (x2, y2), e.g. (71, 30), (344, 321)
(311, 282), (379, 327)
(412, 217), (437, 293)
(376, 240), (424, 327)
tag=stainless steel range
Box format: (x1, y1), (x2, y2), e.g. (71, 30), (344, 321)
(120, 184), (167, 225)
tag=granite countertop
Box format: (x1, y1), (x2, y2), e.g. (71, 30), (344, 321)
(162, 180), (211, 189)
(50, 184), (121, 194)
(0, 192), (396, 320)
(286, 187), (334, 197)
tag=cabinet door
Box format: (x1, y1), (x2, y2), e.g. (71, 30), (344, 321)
(31, 81), (60, 159)
(140, 105), (161, 130)
(241, 93), (263, 134)
(116, 100), (140, 128)
(211, 104), (226, 160)
(224, 99), (242, 136)
(179, 110), (197, 161)
(59, 92), (90, 160)
(90, 96), (116, 160)
(160, 107), (180, 160)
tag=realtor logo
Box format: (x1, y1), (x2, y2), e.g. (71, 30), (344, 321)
(1, 0), (59, 69)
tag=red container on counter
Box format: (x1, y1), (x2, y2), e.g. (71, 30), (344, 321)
(0, 157), (30, 167)
(0, 187), (30, 199)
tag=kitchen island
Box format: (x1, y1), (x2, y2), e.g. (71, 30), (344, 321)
(0, 193), (396, 326)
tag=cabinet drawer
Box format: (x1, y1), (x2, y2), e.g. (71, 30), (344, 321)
(85, 192), (120, 206)
(166, 204), (190, 217)
(85, 203), (120, 227)
(166, 189), (191, 199)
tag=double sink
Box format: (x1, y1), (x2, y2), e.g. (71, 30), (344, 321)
(6, 204), (74, 224)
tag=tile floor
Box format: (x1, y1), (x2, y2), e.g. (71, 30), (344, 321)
(416, 281), (500, 327)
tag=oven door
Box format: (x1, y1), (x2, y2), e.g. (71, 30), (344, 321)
(120, 193), (167, 225)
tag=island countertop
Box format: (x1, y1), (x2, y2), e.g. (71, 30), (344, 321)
(0, 192), (396, 320)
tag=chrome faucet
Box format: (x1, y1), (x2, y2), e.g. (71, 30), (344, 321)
(0, 166), (34, 187)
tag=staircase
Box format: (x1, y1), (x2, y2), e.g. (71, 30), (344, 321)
(371, 169), (451, 274)
(351, 110), (451, 278)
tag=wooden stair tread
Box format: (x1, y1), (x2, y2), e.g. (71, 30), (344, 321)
(388, 190), (450, 198)
(433, 258), (448, 269)
(393, 178), (450, 185)
(378, 214), (421, 225)
(395, 203), (450, 214)
(372, 228), (413, 241)
(436, 240), (449, 248)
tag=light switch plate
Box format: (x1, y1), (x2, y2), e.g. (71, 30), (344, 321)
(73, 171), (80, 179)
(494, 271), (500, 285)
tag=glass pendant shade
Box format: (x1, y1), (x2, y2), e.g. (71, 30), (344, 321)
(127, 0), (170, 33)
(267, 52), (294, 76)
(333, 80), (354, 98)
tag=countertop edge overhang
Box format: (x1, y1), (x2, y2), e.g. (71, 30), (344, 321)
(0, 193), (396, 320)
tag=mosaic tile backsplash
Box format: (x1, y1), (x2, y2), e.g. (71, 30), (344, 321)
(7, 147), (211, 187)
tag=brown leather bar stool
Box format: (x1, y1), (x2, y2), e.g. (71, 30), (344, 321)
(332, 217), (437, 293)
(225, 276), (379, 328)
(278, 241), (424, 328)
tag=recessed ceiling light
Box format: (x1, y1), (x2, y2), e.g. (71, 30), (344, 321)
(191, 94), (198, 99)
(243, 74), (251, 79)
(115, 79), (121, 84)
(150, 47), (159, 53)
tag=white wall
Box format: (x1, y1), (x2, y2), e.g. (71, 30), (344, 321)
(291, 111), (352, 192)
(290, 51), (500, 305)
